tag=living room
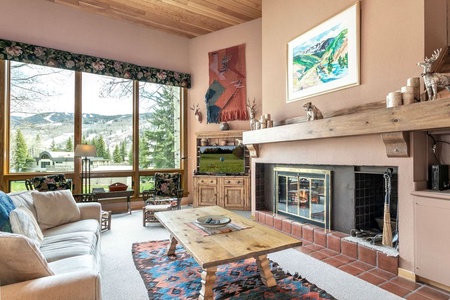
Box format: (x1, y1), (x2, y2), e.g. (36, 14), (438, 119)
(1, 0), (450, 299)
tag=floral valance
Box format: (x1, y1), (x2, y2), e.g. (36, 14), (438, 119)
(0, 39), (191, 88)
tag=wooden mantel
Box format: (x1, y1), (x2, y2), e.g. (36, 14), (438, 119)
(243, 97), (450, 158)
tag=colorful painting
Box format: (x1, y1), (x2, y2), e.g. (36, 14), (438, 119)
(206, 44), (247, 123)
(287, 2), (360, 102)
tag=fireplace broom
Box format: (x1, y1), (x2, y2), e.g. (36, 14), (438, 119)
(382, 168), (393, 247)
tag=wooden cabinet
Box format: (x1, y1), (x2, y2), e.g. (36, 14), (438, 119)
(193, 175), (250, 210)
(193, 130), (251, 210)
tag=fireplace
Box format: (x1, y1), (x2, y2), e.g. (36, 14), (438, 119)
(275, 167), (332, 229)
(255, 163), (398, 236)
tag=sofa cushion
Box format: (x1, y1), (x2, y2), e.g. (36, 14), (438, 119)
(0, 191), (16, 233)
(43, 219), (99, 238)
(32, 190), (81, 231)
(49, 254), (98, 275)
(10, 206), (44, 245)
(40, 231), (98, 262)
(0, 232), (54, 286)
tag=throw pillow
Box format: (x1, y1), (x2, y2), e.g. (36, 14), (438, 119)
(0, 232), (54, 286)
(0, 191), (16, 233)
(32, 190), (81, 231)
(10, 206), (44, 245)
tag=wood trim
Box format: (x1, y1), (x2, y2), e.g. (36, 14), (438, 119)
(243, 97), (450, 157)
(398, 267), (417, 282)
(417, 276), (450, 292)
(381, 131), (409, 157)
(0, 60), (6, 190)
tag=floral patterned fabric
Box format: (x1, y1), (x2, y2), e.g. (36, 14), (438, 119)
(142, 173), (182, 211)
(31, 174), (72, 192)
(154, 173), (182, 197)
(0, 39), (191, 89)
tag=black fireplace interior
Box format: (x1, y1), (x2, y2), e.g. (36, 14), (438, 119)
(255, 163), (398, 235)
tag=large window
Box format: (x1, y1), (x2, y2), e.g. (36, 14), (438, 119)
(3, 60), (186, 193)
(9, 61), (75, 173)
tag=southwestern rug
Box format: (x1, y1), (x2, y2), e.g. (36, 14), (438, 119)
(132, 240), (336, 300)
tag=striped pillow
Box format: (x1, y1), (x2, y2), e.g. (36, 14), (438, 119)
(10, 206), (44, 246)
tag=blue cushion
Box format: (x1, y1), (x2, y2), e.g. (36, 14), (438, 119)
(0, 191), (16, 232)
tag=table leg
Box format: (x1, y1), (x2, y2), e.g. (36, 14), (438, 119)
(167, 236), (178, 256)
(199, 266), (217, 300)
(255, 254), (276, 287)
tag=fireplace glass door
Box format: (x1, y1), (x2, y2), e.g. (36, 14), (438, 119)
(275, 167), (331, 229)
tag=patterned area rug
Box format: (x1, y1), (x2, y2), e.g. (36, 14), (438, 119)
(132, 240), (336, 300)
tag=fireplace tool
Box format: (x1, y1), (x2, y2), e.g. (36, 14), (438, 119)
(382, 168), (393, 247)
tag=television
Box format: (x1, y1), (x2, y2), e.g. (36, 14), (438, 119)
(198, 145), (245, 175)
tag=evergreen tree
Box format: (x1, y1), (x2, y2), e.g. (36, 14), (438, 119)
(142, 85), (178, 169)
(120, 141), (127, 162)
(113, 145), (122, 163)
(65, 137), (73, 152)
(12, 129), (29, 172)
(93, 135), (108, 159)
(50, 139), (57, 151)
(128, 147), (133, 165)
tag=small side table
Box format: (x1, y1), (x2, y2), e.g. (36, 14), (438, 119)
(101, 210), (112, 231)
(93, 190), (134, 214)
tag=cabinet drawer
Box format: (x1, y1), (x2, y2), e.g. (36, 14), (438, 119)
(223, 178), (244, 185)
(197, 178), (217, 185)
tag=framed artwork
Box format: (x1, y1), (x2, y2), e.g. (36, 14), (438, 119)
(287, 2), (360, 102)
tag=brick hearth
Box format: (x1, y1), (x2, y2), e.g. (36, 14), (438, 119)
(255, 210), (398, 272)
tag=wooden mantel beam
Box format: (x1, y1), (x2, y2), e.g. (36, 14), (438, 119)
(243, 97), (450, 158)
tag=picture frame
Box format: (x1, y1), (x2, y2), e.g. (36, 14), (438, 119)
(287, 2), (360, 102)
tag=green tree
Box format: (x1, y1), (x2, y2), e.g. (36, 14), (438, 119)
(12, 129), (29, 172)
(113, 145), (122, 163)
(120, 141), (127, 162)
(50, 139), (58, 151)
(65, 137), (73, 152)
(142, 85), (179, 169)
(92, 135), (108, 159)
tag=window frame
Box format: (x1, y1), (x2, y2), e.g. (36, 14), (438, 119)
(0, 60), (188, 196)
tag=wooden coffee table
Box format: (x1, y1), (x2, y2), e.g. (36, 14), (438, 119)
(155, 206), (302, 300)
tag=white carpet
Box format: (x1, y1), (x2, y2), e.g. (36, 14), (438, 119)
(101, 209), (402, 300)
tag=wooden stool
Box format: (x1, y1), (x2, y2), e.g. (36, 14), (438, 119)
(101, 210), (112, 231)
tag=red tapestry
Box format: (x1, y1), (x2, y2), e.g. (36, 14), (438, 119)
(206, 44), (247, 123)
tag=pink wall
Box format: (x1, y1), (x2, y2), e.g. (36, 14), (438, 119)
(0, 0), (190, 73)
(256, 0), (447, 274)
(187, 18), (262, 201)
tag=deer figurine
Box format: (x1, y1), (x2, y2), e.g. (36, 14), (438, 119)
(246, 98), (257, 130)
(418, 48), (450, 100)
(190, 103), (202, 123)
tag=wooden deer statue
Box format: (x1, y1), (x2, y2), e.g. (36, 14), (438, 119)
(418, 48), (450, 100)
(190, 103), (202, 123)
(246, 98), (257, 130)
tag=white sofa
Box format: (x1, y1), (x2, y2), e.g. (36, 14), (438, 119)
(0, 190), (102, 300)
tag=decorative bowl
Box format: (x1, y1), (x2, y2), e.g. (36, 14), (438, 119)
(109, 182), (128, 191)
(196, 215), (231, 228)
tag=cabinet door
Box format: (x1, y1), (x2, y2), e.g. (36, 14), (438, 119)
(196, 184), (218, 207)
(222, 177), (247, 210)
(223, 185), (246, 210)
(414, 197), (450, 286)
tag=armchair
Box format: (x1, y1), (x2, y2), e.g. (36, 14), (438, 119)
(25, 174), (72, 192)
(142, 172), (183, 226)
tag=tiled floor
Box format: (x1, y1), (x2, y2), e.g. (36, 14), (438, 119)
(255, 211), (450, 300)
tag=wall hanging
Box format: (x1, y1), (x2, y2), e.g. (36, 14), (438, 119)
(205, 44), (248, 123)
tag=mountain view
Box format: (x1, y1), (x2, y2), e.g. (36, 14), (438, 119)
(11, 112), (154, 158)
(292, 27), (348, 91)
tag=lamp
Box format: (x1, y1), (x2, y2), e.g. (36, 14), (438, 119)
(74, 144), (97, 194)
